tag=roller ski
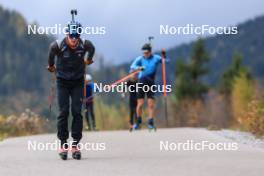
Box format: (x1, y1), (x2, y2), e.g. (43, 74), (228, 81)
(59, 146), (68, 160)
(132, 123), (141, 130)
(85, 125), (99, 132)
(147, 118), (157, 132)
(72, 147), (81, 160)
(129, 124), (134, 132)
(132, 117), (142, 131)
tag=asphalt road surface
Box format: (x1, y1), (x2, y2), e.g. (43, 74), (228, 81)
(0, 128), (264, 176)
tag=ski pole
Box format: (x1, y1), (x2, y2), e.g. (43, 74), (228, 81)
(83, 67), (142, 103)
(48, 71), (56, 119)
(110, 68), (142, 87)
(161, 49), (168, 127)
(84, 74), (86, 100)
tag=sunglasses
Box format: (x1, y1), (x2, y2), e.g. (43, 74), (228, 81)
(69, 33), (80, 39)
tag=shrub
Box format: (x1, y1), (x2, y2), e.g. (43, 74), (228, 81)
(0, 109), (50, 138)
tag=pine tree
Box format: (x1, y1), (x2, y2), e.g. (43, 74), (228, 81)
(175, 38), (210, 100)
(219, 52), (251, 95)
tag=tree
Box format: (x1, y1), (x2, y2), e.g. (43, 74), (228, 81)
(219, 53), (251, 95)
(174, 38), (210, 101)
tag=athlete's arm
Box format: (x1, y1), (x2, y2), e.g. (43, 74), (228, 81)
(84, 40), (95, 61)
(47, 41), (59, 72)
(48, 41), (59, 66)
(130, 56), (142, 71)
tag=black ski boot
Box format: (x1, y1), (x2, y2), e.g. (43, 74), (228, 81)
(59, 142), (68, 160)
(147, 118), (156, 131)
(59, 149), (68, 160)
(71, 141), (81, 160)
(133, 117), (142, 130)
(72, 147), (81, 160)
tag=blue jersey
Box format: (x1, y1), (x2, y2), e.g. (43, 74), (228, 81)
(86, 82), (94, 101)
(130, 54), (162, 80)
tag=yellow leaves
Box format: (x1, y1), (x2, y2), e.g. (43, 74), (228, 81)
(231, 73), (264, 136)
(231, 72), (254, 126)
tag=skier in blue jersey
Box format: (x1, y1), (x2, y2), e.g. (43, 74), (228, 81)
(130, 43), (167, 130)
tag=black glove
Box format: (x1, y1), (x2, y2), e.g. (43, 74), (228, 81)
(139, 66), (145, 71)
(161, 49), (166, 58)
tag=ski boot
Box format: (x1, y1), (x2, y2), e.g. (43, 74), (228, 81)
(85, 126), (92, 131)
(59, 143), (68, 160)
(92, 124), (99, 131)
(71, 146), (81, 160)
(133, 117), (142, 130)
(147, 118), (157, 132)
(72, 147), (81, 160)
(129, 124), (134, 132)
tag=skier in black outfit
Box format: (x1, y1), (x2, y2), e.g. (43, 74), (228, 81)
(47, 10), (95, 160)
(127, 75), (138, 131)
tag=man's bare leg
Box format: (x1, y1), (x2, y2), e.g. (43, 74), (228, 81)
(137, 98), (144, 117)
(147, 98), (155, 119)
(147, 98), (156, 129)
(134, 98), (144, 129)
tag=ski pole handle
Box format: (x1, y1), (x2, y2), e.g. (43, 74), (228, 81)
(161, 49), (166, 58)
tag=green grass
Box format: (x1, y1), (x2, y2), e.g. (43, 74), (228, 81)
(0, 134), (4, 141)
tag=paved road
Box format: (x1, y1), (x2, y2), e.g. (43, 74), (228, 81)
(0, 128), (264, 176)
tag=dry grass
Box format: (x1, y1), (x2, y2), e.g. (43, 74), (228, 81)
(240, 98), (264, 136)
(0, 109), (50, 139)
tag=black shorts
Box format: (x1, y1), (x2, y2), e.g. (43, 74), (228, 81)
(137, 78), (155, 99)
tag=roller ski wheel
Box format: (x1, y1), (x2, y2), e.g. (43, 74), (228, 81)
(129, 124), (134, 132)
(148, 125), (157, 132)
(72, 147), (81, 160)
